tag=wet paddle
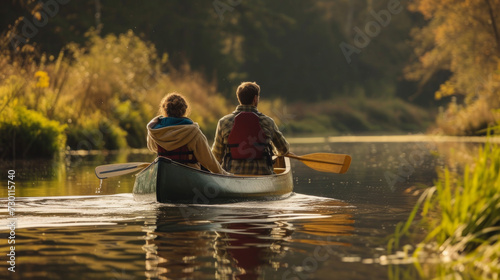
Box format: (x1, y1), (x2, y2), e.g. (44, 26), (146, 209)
(95, 162), (150, 179)
(285, 153), (351, 174)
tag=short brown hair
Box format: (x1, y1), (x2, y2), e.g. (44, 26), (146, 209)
(236, 82), (260, 105)
(159, 93), (189, 118)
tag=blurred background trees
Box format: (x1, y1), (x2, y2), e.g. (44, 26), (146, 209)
(0, 0), (426, 100)
(1, 0), (499, 158)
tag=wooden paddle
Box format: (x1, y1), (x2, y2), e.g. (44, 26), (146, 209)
(95, 152), (351, 178)
(285, 153), (351, 174)
(95, 162), (150, 179)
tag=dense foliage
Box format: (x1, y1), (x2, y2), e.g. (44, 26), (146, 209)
(0, 30), (230, 158)
(1, 0), (499, 158)
(0, 0), (425, 101)
(406, 0), (500, 135)
(0, 105), (66, 159)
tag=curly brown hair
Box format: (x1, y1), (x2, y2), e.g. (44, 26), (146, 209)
(159, 93), (189, 118)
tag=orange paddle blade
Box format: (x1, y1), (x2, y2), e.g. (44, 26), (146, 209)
(286, 153), (351, 174)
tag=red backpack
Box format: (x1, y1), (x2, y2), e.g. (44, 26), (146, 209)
(227, 112), (269, 160)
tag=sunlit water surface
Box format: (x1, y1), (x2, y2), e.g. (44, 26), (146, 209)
(0, 138), (483, 279)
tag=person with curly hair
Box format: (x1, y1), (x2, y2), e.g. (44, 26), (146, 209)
(147, 92), (226, 174)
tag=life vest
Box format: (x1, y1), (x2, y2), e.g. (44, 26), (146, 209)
(157, 144), (198, 164)
(227, 112), (270, 160)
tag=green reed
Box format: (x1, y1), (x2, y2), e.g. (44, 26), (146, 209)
(390, 133), (500, 279)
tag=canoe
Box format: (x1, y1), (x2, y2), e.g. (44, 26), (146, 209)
(132, 156), (293, 203)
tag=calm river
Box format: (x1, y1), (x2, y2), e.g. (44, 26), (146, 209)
(0, 136), (485, 279)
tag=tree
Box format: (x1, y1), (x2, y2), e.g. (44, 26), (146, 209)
(406, 0), (500, 134)
(1, 1), (428, 105)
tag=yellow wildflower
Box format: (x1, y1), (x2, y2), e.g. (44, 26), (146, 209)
(35, 71), (50, 88)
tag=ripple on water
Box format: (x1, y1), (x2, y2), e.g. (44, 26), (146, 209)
(4, 193), (356, 279)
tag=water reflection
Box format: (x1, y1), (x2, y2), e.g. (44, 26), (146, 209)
(0, 139), (487, 279)
(0, 149), (155, 198)
(143, 197), (355, 279)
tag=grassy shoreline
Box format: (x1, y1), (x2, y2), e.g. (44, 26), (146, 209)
(390, 133), (500, 278)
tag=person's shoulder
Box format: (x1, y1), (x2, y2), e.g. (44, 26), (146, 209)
(188, 122), (201, 130)
(149, 116), (161, 123)
(184, 122), (203, 136)
(258, 113), (276, 124)
(190, 123), (210, 141)
(219, 112), (236, 123)
(147, 116), (162, 129)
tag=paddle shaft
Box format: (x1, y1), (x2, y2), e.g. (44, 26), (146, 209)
(99, 165), (146, 175)
(95, 162), (150, 179)
(285, 154), (343, 165)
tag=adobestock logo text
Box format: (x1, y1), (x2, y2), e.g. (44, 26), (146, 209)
(339, 0), (406, 64)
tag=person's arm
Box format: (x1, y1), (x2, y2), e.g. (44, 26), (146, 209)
(211, 120), (225, 163)
(146, 132), (158, 153)
(146, 117), (160, 153)
(270, 119), (290, 156)
(194, 129), (228, 174)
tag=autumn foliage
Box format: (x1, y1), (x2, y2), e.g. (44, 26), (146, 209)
(406, 0), (500, 135)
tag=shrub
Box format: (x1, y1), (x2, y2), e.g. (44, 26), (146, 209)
(0, 105), (66, 159)
(112, 99), (151, 148)
(66, 113), (127, 151)
(433, 97), (500, 136)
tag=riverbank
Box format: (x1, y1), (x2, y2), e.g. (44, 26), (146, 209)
(55, 135), (500, 158)
(390, 135), (500, 279)
(288, 134), (500, 144)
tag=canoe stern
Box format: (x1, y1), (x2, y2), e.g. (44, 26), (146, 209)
(132, 161), (157, 195)
(134, 157), (293, 203)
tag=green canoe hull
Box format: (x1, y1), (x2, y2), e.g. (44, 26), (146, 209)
(133, 156), (293, 203)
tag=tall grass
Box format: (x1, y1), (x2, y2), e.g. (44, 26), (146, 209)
(390, 131), (500, 278)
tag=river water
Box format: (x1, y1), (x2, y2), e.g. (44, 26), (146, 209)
(0, 136), (485, 280)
